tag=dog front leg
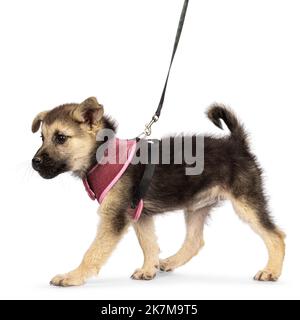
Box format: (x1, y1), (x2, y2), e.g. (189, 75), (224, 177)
(131, 216), (160, 280)
(50, 204), (129, 287)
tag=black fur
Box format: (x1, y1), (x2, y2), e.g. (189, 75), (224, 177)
(123, 105), (276, 231)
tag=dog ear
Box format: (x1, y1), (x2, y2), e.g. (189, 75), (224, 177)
(31, 111), (48, 133)
(72, 97), (104, 126)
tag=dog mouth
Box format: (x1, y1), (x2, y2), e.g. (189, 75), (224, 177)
(38, 168), (66, 179)
(33, 163), (68, 179)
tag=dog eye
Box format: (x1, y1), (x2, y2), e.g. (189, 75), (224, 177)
(55, 134), (68, 145)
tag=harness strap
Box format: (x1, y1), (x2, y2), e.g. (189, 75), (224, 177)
(131, 140), (159, 209)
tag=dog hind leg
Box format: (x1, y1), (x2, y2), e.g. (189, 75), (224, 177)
(231, 196), (285, 281)
(160, 206), (210, 272)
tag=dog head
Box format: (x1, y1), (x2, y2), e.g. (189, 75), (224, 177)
(31, 97), (116, 179)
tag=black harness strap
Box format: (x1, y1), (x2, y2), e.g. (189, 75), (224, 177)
(131, 140), (159, 209)
(132, 1), (189, 211)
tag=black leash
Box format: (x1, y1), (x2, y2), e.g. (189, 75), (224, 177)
(139, 0), (190, 137)
(155, 0), (189, 119)
(132, 1), (190, 210)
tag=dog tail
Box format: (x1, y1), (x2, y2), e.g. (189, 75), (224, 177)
(206, 103), (247, 143)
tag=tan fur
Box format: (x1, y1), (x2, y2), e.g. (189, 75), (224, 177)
(50, 178), (130, 287)
(31, 111), (48, 133)
(132, 216), (160, 280)
(231, 197), (285, 281)
(71, 97), (104, 125)
(32, 97), (108, 177)
(189, 186), (225, 211)
(160, 206), (209, 271)
(158, 186), (223, 271)
(41, 120), (96, 174)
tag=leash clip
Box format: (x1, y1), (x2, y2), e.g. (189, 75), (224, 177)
(138, 115), (159, 138)
(144, 115), (159, 136)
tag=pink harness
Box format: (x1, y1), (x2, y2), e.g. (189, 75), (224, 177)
(82, 138), (143, 221)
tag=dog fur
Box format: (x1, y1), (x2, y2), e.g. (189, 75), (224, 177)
(32, 97), (285, 286)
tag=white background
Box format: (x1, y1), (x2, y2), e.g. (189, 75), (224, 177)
(0, 0), (299, 300)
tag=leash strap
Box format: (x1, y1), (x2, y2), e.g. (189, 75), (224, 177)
(132, 1), (190, 212)
(155, 0), (189, 119)
(140, 0), (190, 137)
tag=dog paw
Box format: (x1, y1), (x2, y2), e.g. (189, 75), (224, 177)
(254, 269), (280, 282)
(131, 268), (157, 281)
(50, 272), (85, 287)
(159, 259), (175, 272)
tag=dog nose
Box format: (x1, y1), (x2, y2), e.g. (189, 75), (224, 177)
(32, 156), (42, 170)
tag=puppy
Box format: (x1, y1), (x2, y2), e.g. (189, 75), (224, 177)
(32, 97), (285, 286)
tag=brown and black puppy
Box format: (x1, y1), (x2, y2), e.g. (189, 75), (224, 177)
(32, 97), (285, 286)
